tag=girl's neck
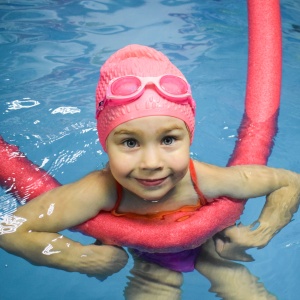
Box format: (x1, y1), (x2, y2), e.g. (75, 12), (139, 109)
(117, 171), (199, 215)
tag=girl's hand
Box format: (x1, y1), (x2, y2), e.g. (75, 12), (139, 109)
(215, 172), (300, 262)
(83, 244), (129, 280)
(213, 221), (275, 262)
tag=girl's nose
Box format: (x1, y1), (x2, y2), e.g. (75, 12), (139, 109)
(139, 146), (163, 171)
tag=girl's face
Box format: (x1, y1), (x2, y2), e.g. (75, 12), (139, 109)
(106, 116), (191, 201)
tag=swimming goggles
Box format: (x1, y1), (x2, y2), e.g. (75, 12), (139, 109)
(96, 75), (195, 117)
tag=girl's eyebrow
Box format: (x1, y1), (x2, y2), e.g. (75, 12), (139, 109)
(157, 126), (185, 134)
(113, 129), (140, 136)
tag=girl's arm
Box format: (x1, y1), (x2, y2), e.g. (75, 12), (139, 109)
(0, 170), (128, 276)
(196, 162), (300, 252)
(214, 180), (299, 260)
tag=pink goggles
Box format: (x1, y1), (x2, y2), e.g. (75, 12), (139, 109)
(96, 75), (195, 118)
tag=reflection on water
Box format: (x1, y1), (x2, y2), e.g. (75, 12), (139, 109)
(51, 106), (81, 114)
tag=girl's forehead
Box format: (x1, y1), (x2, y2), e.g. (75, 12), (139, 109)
(113, 116), (187, 132)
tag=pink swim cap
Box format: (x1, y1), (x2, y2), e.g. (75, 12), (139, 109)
(96, 44), (196, 151)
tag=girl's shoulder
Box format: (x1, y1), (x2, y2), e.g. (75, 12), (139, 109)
(191, 159), (224, 176)
(191, 159), (229, 200)
(75, 167), (118, 211)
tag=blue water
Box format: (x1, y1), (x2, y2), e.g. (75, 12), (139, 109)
(1, 1), (300, 299)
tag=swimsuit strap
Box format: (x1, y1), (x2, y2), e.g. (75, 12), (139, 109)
(111, 159), (207, 219)
(111, 180), (123, 214)
(189, 159), (208, 206)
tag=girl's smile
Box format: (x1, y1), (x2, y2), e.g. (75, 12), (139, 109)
(135, 176), (169, 187)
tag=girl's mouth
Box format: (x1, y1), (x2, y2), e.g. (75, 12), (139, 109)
(136, 177), (168, 187)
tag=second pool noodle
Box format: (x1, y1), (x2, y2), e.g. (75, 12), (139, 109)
(0, 0), (282, 253)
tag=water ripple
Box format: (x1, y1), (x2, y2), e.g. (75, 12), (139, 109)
(0, 194), (18, 217)
(51, 106), (81, 115)
(7, 98), (40, 110)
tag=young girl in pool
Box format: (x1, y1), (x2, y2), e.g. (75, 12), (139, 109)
(0, 44), (299, 299)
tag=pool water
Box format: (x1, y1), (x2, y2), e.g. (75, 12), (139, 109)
(1, 1), (300, 299)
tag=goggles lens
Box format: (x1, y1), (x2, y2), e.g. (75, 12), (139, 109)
(159, 75), (189, 95)
(110, 76), (142, 96)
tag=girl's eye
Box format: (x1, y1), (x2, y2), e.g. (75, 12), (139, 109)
(162, 136), (175, 145)
(123, 139), (138, 148)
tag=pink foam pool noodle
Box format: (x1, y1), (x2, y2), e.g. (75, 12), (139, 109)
(0, 136), (60, 202)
